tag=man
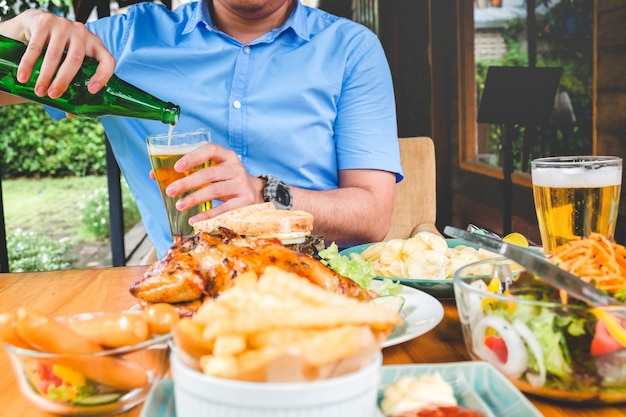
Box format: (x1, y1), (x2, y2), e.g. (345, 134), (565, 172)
(0, 0), (402, 258)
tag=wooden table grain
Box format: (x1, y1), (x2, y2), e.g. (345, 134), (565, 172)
(1, 267), (625, 417)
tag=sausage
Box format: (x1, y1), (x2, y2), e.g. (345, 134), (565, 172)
(16, 308), (148, 390)
(16, 308), (102, 353)
(67, 312), (150, 348)
(0, 311), (31, 348)
(142, 303), (180, 334)
(55, 356), (148, 391)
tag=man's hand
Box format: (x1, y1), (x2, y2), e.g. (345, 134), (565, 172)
(161, 143), (265, 224)
(0, 9), (115, 99)
(154, 141), (396, 246)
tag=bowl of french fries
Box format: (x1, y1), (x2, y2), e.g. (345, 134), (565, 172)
(171, 266), (402, 416)
(1, 307), (176, 416)
(454, 235), (626, 403)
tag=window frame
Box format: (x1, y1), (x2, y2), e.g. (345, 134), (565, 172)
(456, 1), (535, 189)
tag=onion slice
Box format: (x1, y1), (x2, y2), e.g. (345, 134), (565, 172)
(460, 281), (488, 327)
(472, 315), (528, 378)
(512, 320), (546, 387)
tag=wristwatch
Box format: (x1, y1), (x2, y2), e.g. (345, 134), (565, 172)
(258, 174), (293, 210)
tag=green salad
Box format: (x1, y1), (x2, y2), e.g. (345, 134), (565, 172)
(468, 271), (626, 400)
(318, 243), (402, 297)
(23, 360), (123, 406)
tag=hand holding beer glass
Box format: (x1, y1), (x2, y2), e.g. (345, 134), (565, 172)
(531, 156), (622, 254)
(147, 129), (212, 238)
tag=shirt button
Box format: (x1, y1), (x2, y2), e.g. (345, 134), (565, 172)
(243, 46), (251, 54)
(233, 100), (241, 109)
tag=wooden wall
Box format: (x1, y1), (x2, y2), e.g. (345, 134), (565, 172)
(596, 0), (626, 242)
(378, 0), (455, 231)
(371, 1), (626, 244)
(435, 0), (626, 245)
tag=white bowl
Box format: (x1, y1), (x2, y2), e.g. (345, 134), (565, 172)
(171, 351), (382, 417)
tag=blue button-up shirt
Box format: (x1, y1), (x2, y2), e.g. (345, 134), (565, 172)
(67, 0), (401, 257)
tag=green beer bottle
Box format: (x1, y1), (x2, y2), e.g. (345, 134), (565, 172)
(0, 34), (179, 125)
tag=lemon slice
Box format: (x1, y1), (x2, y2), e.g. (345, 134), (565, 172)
(503, 232), (529, 248)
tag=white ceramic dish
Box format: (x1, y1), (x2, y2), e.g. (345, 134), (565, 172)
(141, 361), (541, 417)
(170, 351), (382, 417)
(378, 283), (444, 348)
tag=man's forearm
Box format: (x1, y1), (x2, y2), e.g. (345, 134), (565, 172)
(0, 92), (28, 106)
(291, 170), (396, 247)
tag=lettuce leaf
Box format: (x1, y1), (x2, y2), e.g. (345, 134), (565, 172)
(319, 243), (401, 296)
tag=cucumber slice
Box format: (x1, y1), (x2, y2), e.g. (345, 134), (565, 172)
(73, 393), (122, 406)
(372, 295), (405, 314)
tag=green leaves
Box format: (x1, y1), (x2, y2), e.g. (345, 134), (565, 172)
(0, 103), (106, 179)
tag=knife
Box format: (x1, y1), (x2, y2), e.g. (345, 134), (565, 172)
(444, 226), (625, 307)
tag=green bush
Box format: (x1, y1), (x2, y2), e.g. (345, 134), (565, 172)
(79, 179), (142, 239)
(7, 228), (76, 272)
(0, 103), (107, 178)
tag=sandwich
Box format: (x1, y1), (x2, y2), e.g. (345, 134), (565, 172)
(192, 202), (324, 255)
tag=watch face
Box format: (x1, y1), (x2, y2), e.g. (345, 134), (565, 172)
(275, 184), (292, 207)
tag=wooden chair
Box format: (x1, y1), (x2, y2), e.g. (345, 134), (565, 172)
(385, 137), (440, 240)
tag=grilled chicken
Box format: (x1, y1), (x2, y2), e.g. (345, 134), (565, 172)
(130, 228), (371, 309)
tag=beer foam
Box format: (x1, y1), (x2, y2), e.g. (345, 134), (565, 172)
(147, 143), (205, 156)
(532, 166), (622, 187)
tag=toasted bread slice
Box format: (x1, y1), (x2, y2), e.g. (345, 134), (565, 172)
(192, 202), (313, 239)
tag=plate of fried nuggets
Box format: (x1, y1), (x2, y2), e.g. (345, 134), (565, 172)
(173, 265), (403, 383)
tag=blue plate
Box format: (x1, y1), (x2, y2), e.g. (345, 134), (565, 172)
(140, 361), (541, 417)
(379, 361), (542, 417)
(340, 239), (477, 299)
(140, 378), (175, 417)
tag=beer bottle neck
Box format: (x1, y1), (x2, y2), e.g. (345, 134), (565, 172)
(162, 103), (180, 126)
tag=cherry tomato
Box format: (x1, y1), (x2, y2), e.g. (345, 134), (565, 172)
(35, 363), (62, 394)
(484, 335), (508, 363)
(590, 319), (624, 356)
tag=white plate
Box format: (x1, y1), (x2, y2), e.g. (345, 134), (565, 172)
(375, 282), (444, 348)
(131, 283), (443, 349)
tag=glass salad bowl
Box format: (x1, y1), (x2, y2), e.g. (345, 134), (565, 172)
(454, 258), (626, 403)
(3, 310), (172, 416)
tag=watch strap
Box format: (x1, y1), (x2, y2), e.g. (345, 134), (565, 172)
(258, 174), (293, 210)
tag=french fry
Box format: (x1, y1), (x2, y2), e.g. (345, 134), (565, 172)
(296, 325), (362, 366)
(213, 334), (246, 357)
(174, 318), (214, 357)
(257, 267), (357, 307)
(248, 328), (331, 349)
(175, 265), (402, 382)
(200, 355), (239, 378)
(200, 305), (399, 340)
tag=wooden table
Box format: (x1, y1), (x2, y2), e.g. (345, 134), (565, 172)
(1, 266), (625, 417)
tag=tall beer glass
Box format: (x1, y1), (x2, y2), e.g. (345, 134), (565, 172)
(531, 156), (622, 254)
(146, 129), (212, 238)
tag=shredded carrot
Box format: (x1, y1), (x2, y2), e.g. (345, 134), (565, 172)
(550, 233), (626, 294)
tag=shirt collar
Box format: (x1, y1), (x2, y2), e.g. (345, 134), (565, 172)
(181, 0), (310, 42)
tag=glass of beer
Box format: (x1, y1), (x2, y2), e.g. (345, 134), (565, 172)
(146, 129), (212, 238)
(531, 156), (622, 254)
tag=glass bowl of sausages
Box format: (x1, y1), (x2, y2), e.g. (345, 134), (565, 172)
(1, 304), (178, 416)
